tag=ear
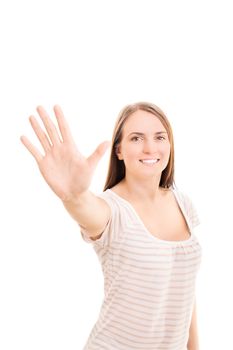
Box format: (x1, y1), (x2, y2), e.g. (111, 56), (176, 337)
(115, 144), (123, 160)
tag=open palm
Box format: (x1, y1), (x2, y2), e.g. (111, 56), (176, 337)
(20, 105), (110, 201)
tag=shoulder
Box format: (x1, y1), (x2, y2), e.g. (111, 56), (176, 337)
(173, 186), (201, 228)
(173, 187), (195, 209)
(97, 189), (124, 214)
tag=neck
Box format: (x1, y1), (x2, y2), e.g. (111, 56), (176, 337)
(120, 174), (167, 202)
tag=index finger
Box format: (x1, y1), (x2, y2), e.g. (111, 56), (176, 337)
(53, 105), (74, 143)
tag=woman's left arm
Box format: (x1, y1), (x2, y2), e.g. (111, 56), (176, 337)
(187, 300), (200, 350)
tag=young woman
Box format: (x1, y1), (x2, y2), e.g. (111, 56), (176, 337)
(20, 102), (201, 350)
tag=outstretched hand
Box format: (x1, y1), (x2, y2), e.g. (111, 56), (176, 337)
(20, 105), (110, 201)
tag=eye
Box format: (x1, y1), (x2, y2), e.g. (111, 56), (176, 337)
(157, 136), (166, 141)
(131, 136), (143, 142)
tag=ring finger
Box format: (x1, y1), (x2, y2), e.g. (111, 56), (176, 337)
(29, 115), (51, 153)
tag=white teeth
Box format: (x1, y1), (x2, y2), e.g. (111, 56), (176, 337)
(140, 159), (159, 164)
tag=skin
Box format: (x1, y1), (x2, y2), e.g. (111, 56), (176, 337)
(113, 110), (199, 349)
(114, 109), (171, 203)
(20, 105), (111, 237)
(20, 105), (199, 349)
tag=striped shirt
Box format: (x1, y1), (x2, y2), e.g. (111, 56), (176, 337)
(81, 186), (202, 350)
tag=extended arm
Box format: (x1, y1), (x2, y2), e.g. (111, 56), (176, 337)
(20, 105), (110, 239)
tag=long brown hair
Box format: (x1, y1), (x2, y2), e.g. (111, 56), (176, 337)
(103, 102), (176, 191)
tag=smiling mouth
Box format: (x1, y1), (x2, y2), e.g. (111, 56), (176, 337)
(139, 159), (160, 165)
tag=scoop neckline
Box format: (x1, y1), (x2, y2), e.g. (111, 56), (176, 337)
(106, 187), (193, 245)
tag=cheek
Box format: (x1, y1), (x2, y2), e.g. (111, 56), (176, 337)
(160, 142), (170, 153)
(122, 150), (135, 161)
(124, 143), (141, 157)
(156, 143), (171, 161)
(120, 143), (141, 161)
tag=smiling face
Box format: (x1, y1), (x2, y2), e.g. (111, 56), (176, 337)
(116, 109), (171, 181)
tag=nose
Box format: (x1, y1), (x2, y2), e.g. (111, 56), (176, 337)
(143, 139), (157, 154)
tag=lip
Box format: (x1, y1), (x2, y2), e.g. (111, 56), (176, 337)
(139, 159), (160, 165)
(139, 159), (160, 162)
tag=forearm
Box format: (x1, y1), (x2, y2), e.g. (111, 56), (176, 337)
(62, 190), (110, 236)
(187, 301), (199, 350)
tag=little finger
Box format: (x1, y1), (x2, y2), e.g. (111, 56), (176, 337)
(20, 135), (43, 163)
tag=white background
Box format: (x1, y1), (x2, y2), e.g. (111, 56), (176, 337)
(0, 0), (232, 349)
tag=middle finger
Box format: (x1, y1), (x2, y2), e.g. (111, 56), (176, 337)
(36, 105), (62, 145)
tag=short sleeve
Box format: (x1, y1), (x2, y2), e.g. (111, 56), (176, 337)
(80, 191), (123, 248)
(182, 192), (201, 230)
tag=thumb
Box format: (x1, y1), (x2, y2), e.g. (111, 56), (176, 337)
(87, 141), (111, 169)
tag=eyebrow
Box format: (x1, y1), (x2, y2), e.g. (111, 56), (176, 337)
(128, 131), (167, 136)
